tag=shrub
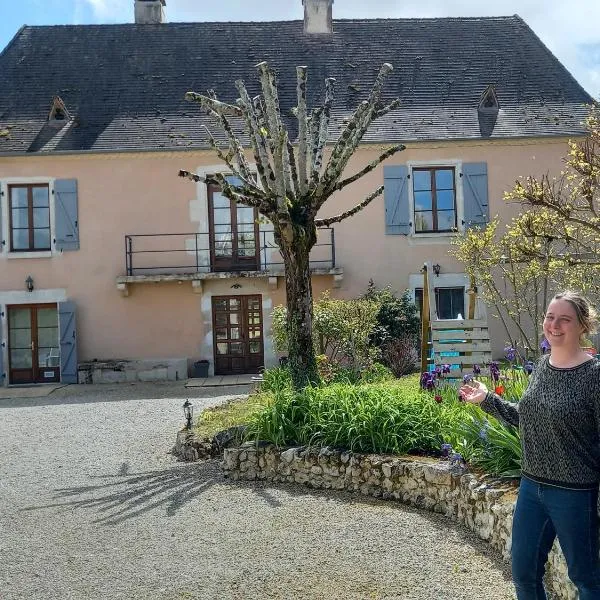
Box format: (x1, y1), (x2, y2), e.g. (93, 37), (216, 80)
(272, 292), (380, 374)
(364, 280), (420, 347)
(381, 337), (419, 377)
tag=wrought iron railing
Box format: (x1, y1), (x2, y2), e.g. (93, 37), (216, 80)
(124, 228), (336, 276)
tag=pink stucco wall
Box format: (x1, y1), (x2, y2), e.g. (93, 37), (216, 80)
(0, 137), (574, 365)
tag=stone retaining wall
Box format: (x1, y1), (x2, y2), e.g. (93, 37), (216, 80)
(222, 443), (577, 600)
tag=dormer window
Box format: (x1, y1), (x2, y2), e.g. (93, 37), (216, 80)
(478, 85), (499, 112)
(48, 96), (70, 122)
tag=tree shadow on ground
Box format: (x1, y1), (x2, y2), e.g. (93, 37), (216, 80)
(19, 459), (282, 526)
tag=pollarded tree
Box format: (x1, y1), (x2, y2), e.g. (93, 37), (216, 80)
(179, 62), (404, 388)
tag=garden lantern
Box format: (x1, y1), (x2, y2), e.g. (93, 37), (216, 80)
(25, 275), (34, 292)
(183, 400), (193, 429)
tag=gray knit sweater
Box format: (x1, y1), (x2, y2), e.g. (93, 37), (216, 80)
(480, 355), (600, 489)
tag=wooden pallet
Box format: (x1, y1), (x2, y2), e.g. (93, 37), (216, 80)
(420, 262), (491, 376)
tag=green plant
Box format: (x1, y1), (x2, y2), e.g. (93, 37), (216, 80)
(454, 412), (522, 478)
(259, 366), (293, 394)
(272, 292), (380, 374)
(246, 378), (474, 455)
(364, 280), (420, 347)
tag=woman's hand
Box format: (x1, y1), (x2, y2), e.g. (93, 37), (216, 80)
(459, 380), (488, 405)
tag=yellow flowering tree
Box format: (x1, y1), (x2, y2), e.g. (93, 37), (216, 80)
(452, 111), (600, 357)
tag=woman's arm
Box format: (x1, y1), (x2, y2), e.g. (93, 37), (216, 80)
(480, 393), (519, 427)
(459, 380), (520, 427)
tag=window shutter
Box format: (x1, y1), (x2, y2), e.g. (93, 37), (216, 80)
(462, 163), (489, 229)
(0, 333), (5, 386)
(384, 165), (411, 235)
(54, 179), (79, 251)
(59, 301), (78, 383)
(0, 188), (4, 250)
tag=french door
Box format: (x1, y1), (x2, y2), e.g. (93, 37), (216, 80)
(208, 184), (260, 272)
(212, 295), (264, 375)
(8, 304), (60, 384)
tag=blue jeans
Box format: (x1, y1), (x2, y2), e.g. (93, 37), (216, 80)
(512, 476), (600, 599)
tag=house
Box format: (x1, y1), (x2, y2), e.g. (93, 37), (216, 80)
(0, 0), (592, 385)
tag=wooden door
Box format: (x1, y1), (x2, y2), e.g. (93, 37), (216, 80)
(208, 184), (260, 272)
(212, 295), (264, 375)
(8, 304), (60, 384)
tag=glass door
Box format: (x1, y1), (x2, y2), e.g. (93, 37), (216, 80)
(8, 304), (60, 384)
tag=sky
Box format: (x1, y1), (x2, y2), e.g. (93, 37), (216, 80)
(1, 0), (599, 99)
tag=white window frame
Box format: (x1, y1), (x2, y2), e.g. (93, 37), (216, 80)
(407, 160), (464, 245)
(408, 272), (487, 320)
(0, 177), (57, 259)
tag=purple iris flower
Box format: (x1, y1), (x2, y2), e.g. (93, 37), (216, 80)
(442, 364), (451, 374)
(473, 364), (481, 375)
(441, 443), (453, 458)
(433, 366), (442, 378)
(524, 361), (534, 375)
(489, 361), (500, 383)
(504, 346), (516, 362)
(449, 452), (465, 467)
(420, 372), (432, 390)
(540, 338), (551, 353)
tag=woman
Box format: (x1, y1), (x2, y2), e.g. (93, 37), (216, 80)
(460, 291), (600, 600)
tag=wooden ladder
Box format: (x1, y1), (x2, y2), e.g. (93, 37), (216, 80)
(420, 261), (491, 377)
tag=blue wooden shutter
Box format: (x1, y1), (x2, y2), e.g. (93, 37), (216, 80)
(384, 165), (411, 235)
(0, 328), (5, 386)
(462, 163), (489, 229)
(0, 187), (4, 250)
(54, 179), (79, 251)
(59, 301), (78, 383)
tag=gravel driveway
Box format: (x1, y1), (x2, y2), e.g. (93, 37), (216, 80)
(0, 383), (516, 600)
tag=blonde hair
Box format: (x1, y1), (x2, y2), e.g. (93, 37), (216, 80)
(551, 291), (599, 337)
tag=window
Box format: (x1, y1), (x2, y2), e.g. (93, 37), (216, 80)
(415, 287), (465, 320)
(9, 184), (51, 252)
(208, 183), (260, 272)
(412, 167), (457, 233)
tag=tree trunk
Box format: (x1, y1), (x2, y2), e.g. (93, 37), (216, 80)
(276, 223), (319, 388)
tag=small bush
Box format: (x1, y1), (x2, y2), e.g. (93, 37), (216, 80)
(381, 337), (419, 377)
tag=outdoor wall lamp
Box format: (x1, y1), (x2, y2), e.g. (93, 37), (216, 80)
(25, 275), (34, 292)
(183, 399), (194, 430)
(432, 264), (441, 277)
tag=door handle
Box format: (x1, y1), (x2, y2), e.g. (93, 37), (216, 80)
(31, 340), (35, 351)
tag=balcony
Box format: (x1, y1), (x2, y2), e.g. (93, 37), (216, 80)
(115, 228), (343, 296)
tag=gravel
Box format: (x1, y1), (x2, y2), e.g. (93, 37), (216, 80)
(0, 383), (517, 600)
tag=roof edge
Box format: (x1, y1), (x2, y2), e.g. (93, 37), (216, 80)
(0, 24), (26, 60)
(0, 132), (589, 160)
(512, 15), (594, 102)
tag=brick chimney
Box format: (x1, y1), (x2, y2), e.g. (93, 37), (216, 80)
(303, 0), (334, 34)
(134, 0), (166, 24)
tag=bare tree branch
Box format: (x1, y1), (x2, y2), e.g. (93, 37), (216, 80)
(296, 65), (309, 195)
(315, 185), (384, 227)
(184, 92), (242, 117)
(333, 144), (405, 193)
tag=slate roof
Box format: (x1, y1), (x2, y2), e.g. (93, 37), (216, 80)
(0, 16), (593, 155)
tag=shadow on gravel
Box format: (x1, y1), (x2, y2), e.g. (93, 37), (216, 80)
(0, 385), (252, 408)
(20, 461), (224, 525)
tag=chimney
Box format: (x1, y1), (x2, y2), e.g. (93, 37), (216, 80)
(134, 0), (166, 24)
(303, 0), (334, 34)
